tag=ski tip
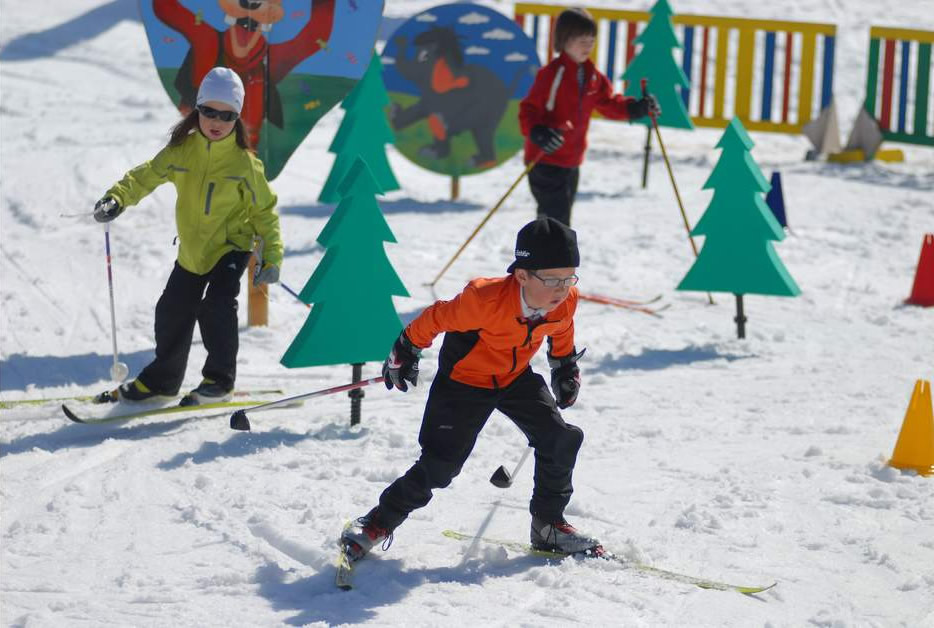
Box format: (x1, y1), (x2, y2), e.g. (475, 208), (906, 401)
(739, 581), (778, 595)
(61, 404), (85, 423)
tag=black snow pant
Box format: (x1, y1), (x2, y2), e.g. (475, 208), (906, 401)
(378, 368), (584, 529)
(528, 162), (580, 227)
(136, 250), (251, 395)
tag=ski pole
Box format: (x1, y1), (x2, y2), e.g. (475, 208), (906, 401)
(103, 223), (129, 382)
(280, 282), (310, 309)
(229, 376), (385, 431)
(490, 446), (532, 488)
(641, 79), (714, 306)
(426, 121), (572, 289)
(427, 157), (541, 288)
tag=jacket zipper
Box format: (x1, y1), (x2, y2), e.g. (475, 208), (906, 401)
(201, 140), (213, 215)
(204, 182), (215, 215)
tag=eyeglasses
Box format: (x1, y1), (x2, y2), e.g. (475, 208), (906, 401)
(528, 270), (579, 288)
(197, 105), (239, 122)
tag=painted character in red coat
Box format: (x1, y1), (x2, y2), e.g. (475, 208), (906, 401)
(154, 0), (336, 147)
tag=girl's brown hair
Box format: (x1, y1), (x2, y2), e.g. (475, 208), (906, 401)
(168, 109), (253, 151)
(553, 8), (597, 53)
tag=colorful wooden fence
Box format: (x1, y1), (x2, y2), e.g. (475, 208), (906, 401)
(864, 27), (934, 147)
(514, 3), (836, 134)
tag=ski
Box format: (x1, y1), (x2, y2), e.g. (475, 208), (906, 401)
(0, 388), (282, 410)
(336, 522), (356, 590)
(61, 397), (299, 425)
(442, 530), (776, 595)
(578, 293), (669, 317)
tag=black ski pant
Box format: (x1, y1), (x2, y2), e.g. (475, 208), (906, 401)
(137, 250), (251, 395)
(378, 368), (584, 529)
(528, 162), (580, 227)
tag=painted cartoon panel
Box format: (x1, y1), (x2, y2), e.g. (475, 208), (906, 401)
(381, 4), (540, 177)
(140, 0), (384, 180)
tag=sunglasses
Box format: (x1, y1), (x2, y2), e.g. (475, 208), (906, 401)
(197, 105), (239, 122)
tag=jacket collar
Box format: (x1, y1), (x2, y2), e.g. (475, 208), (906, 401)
(555, 51), (594, 76)
(189, 129), (239, 154)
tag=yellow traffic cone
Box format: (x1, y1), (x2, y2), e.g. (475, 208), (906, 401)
(888, 380), (934, 476)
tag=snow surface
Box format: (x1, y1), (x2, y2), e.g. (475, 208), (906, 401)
(2, 1), (933, 626)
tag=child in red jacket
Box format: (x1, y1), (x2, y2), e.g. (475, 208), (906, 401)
(519, 8), (660, 226)
(340, 218), (599, 563)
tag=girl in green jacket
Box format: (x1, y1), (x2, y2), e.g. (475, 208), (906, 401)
(94, 67), (283, 405)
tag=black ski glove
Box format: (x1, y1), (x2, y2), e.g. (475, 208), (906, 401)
(383, 331), (421, 392)
(627, 94), (661, 120)
(548, 348), (586, 409)
(93, 197), (124, 223)
(529, 125), (565, 154)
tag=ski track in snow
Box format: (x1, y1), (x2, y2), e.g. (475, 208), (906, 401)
(2, 0), (934, 626)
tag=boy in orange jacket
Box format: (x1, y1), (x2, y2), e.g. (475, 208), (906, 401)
(520, 8), (660, 225)
(340, 218), (599, 562)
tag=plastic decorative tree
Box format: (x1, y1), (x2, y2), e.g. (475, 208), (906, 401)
(622, 0), (693, 131)
(283, 156), (408, 371)
(319, 53), (400, 203)
(677, 117), (800, 337)
(621, 0), (693, 187)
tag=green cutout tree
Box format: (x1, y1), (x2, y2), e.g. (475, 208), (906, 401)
(621, 0), (693, 130)
(283, 157), (408, 367)
(319, 53), (400, 203)
(677, 117), (800, 338)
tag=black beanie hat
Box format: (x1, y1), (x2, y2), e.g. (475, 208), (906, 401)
(507, 217), (580, 273)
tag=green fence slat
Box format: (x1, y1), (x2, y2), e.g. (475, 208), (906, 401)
(914, 43), (931, 138)
(865, 38), (880, 114)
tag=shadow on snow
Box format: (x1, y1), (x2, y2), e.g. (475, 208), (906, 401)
(0, 1), (139, 61)
(0, 350), (155, 391)
(279, 197), (484, 220)
(157, 423), (366, 470)
(593, 345), (753, 372)
(254, 554), (547, 625)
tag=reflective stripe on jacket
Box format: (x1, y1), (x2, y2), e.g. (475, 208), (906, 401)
(519, 52), (635, 168)
(105, 131), (282, 276)
(406, 275), (578, 389)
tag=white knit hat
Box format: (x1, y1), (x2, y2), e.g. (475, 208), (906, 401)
(196, 67), (245, 113)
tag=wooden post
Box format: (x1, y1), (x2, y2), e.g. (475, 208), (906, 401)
(247, 255), (268, 327)
(349, 362), (364, 426)
(734, 294), (747, 339)
(451, 175), (460, 200)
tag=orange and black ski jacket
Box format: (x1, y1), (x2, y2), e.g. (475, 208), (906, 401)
(406, 275), (578, 389)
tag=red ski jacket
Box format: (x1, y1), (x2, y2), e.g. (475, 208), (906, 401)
(406, 275), (578, 389)
(519, 52), (635, 168)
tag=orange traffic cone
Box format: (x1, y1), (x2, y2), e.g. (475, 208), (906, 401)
(888, 380), (934, 476)
(906, 234), (934, 306)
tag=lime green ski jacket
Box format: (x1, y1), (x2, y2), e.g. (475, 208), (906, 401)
(105, 131), (283, 276)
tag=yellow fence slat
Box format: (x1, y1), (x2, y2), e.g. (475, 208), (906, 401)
(797, 31), (817, 126)
(734, 28), (755, 120)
